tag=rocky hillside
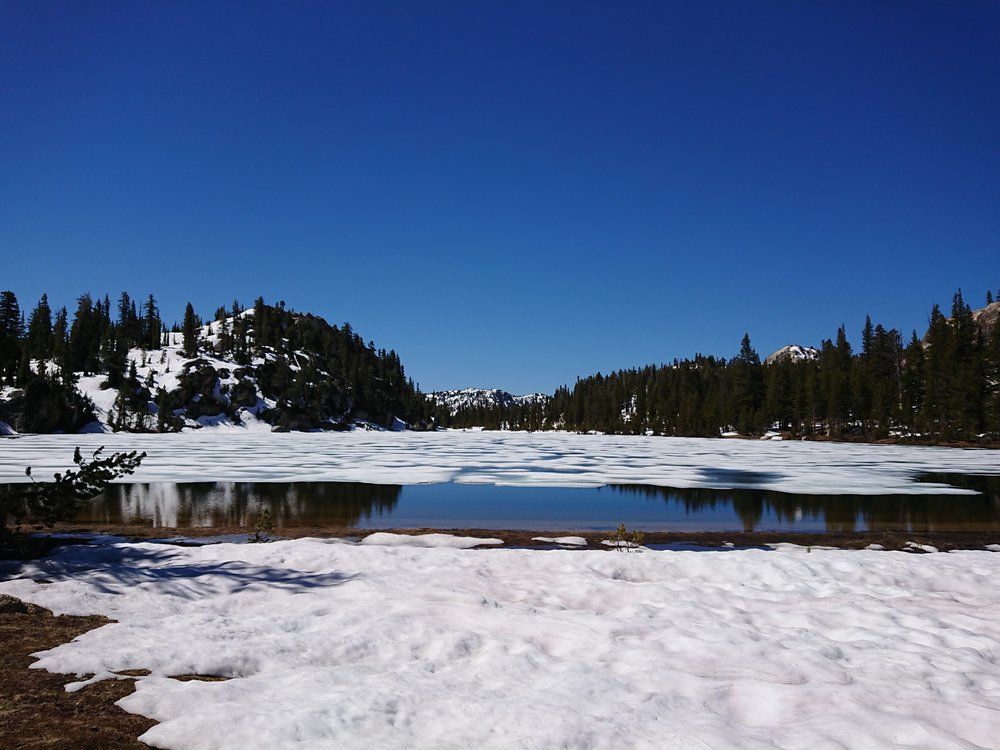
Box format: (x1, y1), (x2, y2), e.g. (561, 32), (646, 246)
(973, 300), (1000, 337)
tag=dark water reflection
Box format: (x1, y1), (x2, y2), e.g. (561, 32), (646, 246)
(77, 482), (402, 529)
(68, 474), (1000, 532)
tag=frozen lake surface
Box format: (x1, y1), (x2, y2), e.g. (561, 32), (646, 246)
(2, 430), (998, 493)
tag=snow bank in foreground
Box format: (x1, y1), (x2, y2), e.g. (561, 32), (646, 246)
(1, 431), (998, 495)
(2, 541), (999, 749)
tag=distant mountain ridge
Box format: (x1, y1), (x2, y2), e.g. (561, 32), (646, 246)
(429, 388), (547, 416)
(764, 345), (819, 366)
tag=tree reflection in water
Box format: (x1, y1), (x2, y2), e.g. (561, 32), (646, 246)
(609, 474), (1000, 532)
(78, 482), (402, 528)
(69, 474), (1000, 532)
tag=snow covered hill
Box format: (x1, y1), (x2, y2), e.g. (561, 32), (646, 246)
(0, 304), (423, 434)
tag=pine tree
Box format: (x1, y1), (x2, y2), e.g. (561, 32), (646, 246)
(51, 307), (70, 379)
(0, 291), (24, 380)
(923, 304), (951, 436)
(984, 314), (1000, 437)
(182, 302), (198, 358)
(731, 334), (763, 434)
(946, 290), (983, 437)
(899, 331), (925, 435)
(68, 293), (100, 374)
(26, 293), (53, 361)
(144, 294), (161, 350)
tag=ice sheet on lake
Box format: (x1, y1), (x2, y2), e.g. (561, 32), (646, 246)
(2, 540), (999, 749)
(0, 430), (997, 496)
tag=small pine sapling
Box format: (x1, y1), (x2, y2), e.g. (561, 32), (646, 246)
(248, 507), (274, 543)
(612, 523), (645, 552)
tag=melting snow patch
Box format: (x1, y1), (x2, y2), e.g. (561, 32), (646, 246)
(360, 532), (503, 548)
(531, 536), (588, 546)
(600, 539), (648, 552)
(905, 542), (939, 554)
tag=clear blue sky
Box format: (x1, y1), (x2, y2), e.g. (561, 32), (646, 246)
(2, 1), (998, 394)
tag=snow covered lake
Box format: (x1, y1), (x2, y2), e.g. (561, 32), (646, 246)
(3, 431), (1000, 492)
(2, 431), (999, 532)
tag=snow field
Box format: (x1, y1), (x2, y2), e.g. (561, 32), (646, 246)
(2, 540), (999, 749)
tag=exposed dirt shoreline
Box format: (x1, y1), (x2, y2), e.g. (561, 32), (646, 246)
(38, 522), (1000, 552)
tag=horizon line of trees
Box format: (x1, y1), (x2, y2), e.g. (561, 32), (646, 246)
(3, 287), (998, 440)
(445, 288), (1000, 442)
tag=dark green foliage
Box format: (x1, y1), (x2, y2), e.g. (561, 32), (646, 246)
(248, 507), (274, 543)
(0, 369), (97, 433)
(1, 447), (145, 533)
(154, 387), (183, 433)
(0, 291), (23, 379)
(247, 301), (425, 428)
(25, 293), (52, 361)
(182, 302), (199, 358)
(143, 294), (162, 350)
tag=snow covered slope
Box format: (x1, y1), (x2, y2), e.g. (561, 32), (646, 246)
(72, 321), (275, 433)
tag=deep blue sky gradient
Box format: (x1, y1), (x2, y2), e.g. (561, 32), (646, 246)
(2, 1), (998, 393)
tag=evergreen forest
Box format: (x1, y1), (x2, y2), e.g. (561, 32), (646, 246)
(444, 289), (1000, 444)
(1, 287), (998, 444)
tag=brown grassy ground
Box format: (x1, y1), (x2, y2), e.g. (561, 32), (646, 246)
(0, 598), (156, 750)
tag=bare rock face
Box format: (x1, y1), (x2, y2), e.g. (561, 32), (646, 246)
(973, 300), (1000, 337)
(230, 379), (259, 408)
